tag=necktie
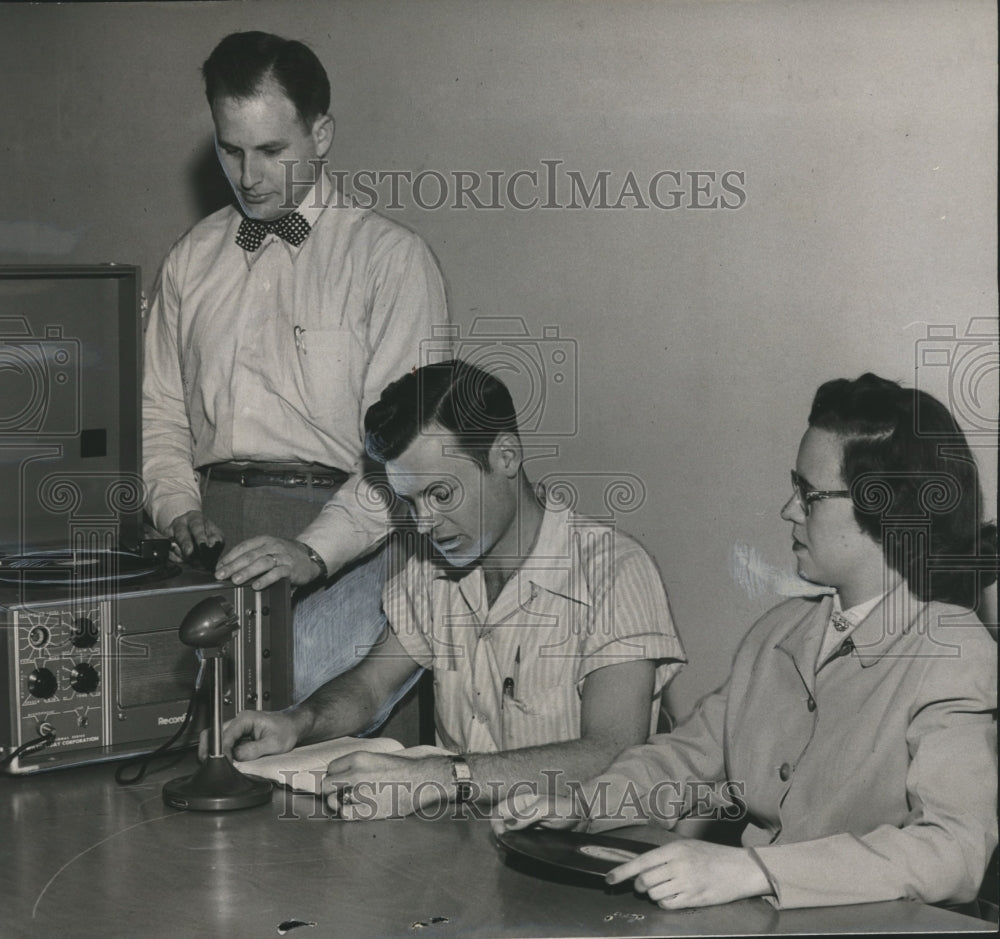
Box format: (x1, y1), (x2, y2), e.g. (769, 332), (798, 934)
(235, 211), (311, 252)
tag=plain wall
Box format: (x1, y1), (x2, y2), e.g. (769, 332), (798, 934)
(1, 0), (996, 717)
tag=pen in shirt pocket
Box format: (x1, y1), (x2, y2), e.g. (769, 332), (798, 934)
(502, 645), (522, 707)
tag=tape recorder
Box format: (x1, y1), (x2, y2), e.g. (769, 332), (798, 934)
(0, 265), (293, 774)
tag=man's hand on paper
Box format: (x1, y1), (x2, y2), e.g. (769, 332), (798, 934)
(323, 750), (454, 820)
(202, 709), (309, 762)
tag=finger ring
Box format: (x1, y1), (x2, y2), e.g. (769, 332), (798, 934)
(340, 786), (355, 806)
(267, 553), (278, 568)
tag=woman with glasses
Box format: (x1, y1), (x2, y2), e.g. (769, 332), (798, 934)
(498, 373), (997, 910)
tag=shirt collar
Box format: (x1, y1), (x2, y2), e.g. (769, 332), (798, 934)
(517, 506), (593, 606)
(778, 581), (922, 679)
(433, 507), (593, 608)
(832, 591), (883, 626)
(815, 591), (883, 671)
(294, 177), (331, 229)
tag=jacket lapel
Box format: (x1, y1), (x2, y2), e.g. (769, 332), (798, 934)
(774, 594), (833, 693)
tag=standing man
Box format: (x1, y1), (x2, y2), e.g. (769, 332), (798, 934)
(215, 361), (686, 818)
(143, 32), (448, 706)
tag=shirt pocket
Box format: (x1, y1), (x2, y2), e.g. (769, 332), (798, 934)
(294, 325), (362, 415)
(502, 677), (579, 750)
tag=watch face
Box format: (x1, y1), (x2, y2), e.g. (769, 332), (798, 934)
(451, 757), (472, 783)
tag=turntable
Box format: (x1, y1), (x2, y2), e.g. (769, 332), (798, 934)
(0, 547), (177, 588)
(0, 265), (292, 774)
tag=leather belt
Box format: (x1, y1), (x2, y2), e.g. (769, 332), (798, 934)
(203, 462), (349, 490)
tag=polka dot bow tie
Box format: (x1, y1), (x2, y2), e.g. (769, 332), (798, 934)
(235, 211), (311, 252)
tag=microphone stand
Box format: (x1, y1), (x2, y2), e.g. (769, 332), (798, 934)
(162, 596), (272, 811)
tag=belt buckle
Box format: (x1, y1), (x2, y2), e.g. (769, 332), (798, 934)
(288, 473), (308, 488)
(239, 471), (250, 487)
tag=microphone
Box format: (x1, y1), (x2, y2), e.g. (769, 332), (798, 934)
(178, 595), (239, 647)
(162, 596), (272, 811)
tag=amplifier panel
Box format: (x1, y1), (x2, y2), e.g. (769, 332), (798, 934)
(1, 572), (291, 774)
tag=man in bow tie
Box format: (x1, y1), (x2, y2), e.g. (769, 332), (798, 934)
(142, 31), (449, 717)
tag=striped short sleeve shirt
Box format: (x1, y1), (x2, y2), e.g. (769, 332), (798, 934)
(383, 507), (686, 753)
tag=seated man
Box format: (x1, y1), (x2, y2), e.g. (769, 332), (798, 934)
(214, 360), (685, 818)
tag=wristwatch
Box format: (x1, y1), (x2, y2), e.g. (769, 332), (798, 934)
(297, 541), (329, 580)
(450, 755), (474, 804)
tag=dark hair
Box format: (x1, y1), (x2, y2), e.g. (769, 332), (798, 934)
(808, 372), (997, 608)
(202, 31), (330, 126)
(364, 360), (520, 469)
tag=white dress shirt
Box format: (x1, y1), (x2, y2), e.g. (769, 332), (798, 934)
(143, 182), (449, 566)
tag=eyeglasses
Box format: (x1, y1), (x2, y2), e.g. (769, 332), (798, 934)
(790, 470), (851, 516)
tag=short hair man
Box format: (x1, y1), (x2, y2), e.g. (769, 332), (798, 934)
(142, 32), (449, 706)
(217, 361), (686, 818)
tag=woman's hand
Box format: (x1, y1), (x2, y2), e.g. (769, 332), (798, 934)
(607, 840), (772, 909)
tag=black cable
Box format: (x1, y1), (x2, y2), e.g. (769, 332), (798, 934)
(114, 685), (201, 785)
(114, 658), (207, 786)
(1, 727), (56, 770)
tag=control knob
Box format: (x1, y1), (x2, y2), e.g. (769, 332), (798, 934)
(70, 662), (99, 694)
(71, 617), (99, 648)
(28, 667), (57, 699)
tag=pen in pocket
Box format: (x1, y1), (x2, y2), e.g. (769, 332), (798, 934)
(502, 646), (522, 706)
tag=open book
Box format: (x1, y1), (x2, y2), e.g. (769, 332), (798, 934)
(234, 736), (450, 795)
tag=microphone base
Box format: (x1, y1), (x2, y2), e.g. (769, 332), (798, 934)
(163, 755), (273, 811)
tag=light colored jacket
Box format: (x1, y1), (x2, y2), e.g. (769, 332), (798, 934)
(590, 584), (997, 908)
